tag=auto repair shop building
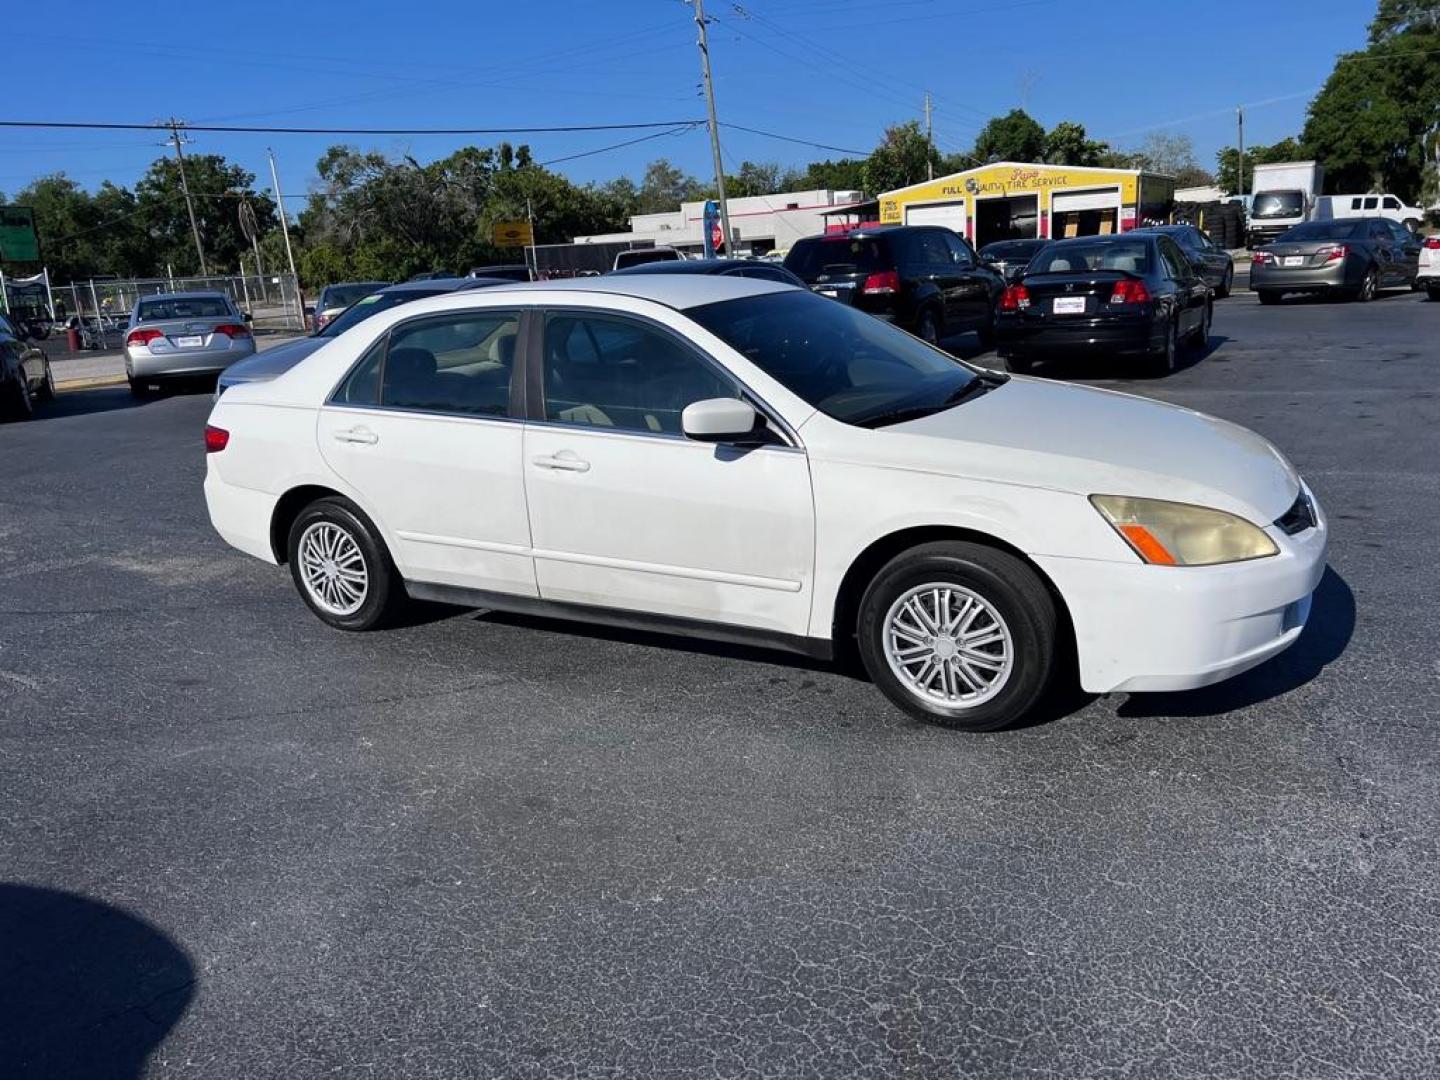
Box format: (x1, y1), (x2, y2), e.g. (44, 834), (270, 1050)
(878, 162), (1175, 249)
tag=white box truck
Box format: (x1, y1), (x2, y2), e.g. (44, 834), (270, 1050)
(1248, 161), (1325, 246)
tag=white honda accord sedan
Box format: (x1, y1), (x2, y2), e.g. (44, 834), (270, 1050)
(204, 275), (1327, 731)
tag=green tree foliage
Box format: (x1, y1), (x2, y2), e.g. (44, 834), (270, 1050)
(1127, 132), (1214, 186)
(1302, 1), (1440, 197)
(863, 121), (941, 194)
(724, 161), (805, 198)
(633, 159), (708, 213)
(1214, 137), (1306, 193)
(971, 109), (1046, 164)
(1043, 121), (1109, 166)
(799, 157), (867, 191)
(135, 155), (276, 275)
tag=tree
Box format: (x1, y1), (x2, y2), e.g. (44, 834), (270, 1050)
(1043, 121), (1109, 166)
(724, 161), (804, 198)
(634, 159), (707, 214)
(1214, 137), (1305, 193)
(1127, 132), (1213, 186)
(971, 109), (1046, 164)
(14, 173), (150, 282)
(1302, 5), (1440, 196)
(135, 154), (276, 276)
(800, 158), (867, 191)
(863, 121), (941, 194)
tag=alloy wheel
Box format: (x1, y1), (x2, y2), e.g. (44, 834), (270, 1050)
(297, 521), (369, 616)
(882, 583), (1014, 708)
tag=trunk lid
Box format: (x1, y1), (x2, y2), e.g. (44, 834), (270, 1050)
(1019, 271), (1133, 318)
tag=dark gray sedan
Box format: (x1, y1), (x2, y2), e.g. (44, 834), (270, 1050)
(1251, 218), (1421, 304)
(1132, 225), (1234, 297)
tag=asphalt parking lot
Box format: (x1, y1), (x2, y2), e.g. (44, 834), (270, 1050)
(3, 283), (1438, 1078)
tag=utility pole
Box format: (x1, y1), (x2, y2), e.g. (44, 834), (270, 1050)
(925, 91), (934, 180)
(167, 118), (208, 276)
(267, 148), (298, 283)
(1236, 106), (1246, 200)
(692, 0), (733, 255)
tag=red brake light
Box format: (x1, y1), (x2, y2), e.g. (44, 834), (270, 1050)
(204, 425), (230, 453)
(1109, 279), (1152, 305)
(1424, 237), (1440, 250)
(861, 269), (900, 295)
(1317, 244), (1348, 262)
(126, 328), (163, 347)
(999, 284), (1030, 311)
(1251, 251), (1273, 265)
(213, 323), (251, 338)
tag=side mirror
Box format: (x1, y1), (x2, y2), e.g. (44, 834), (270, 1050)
(682, 398), (762, 444)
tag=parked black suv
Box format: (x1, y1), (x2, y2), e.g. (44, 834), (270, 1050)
(784, 225), (1004, 345)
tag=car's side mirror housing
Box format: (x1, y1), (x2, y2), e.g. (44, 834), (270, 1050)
(682, 398), (763, 444)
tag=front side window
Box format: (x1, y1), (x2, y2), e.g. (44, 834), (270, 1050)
(541, 312), (739, 434)
(1383, 196), (1400, 210)
(688, 289), (985, 429)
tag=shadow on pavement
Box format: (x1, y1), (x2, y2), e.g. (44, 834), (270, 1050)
(0, 883), (195, 1078)
(1118, 565), (1355, 719)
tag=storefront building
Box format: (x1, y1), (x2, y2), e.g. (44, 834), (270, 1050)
(878, 163), (1175, 249)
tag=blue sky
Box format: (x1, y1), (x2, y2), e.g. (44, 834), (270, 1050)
(3, 0), (1371, 207)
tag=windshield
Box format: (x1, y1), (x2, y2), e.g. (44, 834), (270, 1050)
(1252, 191), (1304, 218)
(137, 297), (230, 321)
(1028, 240), (1152, 275)
(321, 283), (386, 310)
(687, 290), (989, 428)
(319, 288), (449, 337)
(1278, 220), (1366, 242)
(784, 235), (891, 280)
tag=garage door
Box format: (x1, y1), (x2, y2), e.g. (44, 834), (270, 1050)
(904, 200), (967, 233)
(1052, 189), (1119, 213)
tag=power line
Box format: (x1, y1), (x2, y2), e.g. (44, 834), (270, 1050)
(538, 124), (699, 166)
(0, 119), (706, 136)
(720, 123), (867, 157)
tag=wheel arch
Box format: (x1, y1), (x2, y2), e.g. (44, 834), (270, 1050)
(270, 484), (348, 564)
(829, 524), (1076, 670)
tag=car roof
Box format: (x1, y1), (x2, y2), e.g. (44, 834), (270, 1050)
(456, 272), (789, 310)
(136, 290), (231, 303)
(1130, 225), (1189, 235)
(610, 258), (770, 277)
(376, 278), (477, 295)
(322, 280), (389, 290)
(1043, 233), (1155, 247)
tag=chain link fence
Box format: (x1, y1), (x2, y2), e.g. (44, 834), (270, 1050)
(47, 272), (306, 349)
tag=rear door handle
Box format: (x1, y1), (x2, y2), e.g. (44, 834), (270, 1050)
(333, 427), (378, 445)
(532, 452), (590, 473)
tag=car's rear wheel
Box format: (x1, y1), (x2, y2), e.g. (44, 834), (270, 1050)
(916, 308), (942, 346)
(1189, 302), (1212, 350)
(1257, 290), (1280, 305)
(1428, 285), (1440, 302)
(1354, 266), (1378, 302)
(856, 542), (1056, 732)
(1150, 317), (1178, 374)
(1216, 266), (1232, 298)
(5, 373), (35, 420)
(1004, 354), (1033, 374)
(287, 497), (404, 631)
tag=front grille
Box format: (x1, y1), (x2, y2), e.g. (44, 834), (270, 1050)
(1276, 489), (1316, 535)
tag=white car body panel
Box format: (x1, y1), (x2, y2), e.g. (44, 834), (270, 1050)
(205, 276), (1329, 697)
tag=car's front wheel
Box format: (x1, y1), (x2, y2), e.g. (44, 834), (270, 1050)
(1354, 266), (1378, 302)
(856, 542), (1057, 731)
(287, 497), (404, 631)
(4, 372), (35, 420)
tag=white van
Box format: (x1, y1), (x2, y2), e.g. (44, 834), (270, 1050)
(1314, 193), (1425, 232)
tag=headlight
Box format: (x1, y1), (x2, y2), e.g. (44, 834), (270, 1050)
(1090, 495), (1278, 566)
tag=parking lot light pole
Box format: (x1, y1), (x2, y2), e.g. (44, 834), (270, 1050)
(693, 0), (733, 255)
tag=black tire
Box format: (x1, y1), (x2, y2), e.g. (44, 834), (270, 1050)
(1215, 266), (1232, 299)
(286, 496), (405, 631)
(1188, 302), (1212, 350)
(856, 541), (1057, 732)
(128, 377), (152, 398)
(975, 312), (996, 349)
(5, 373), (35, 420)
(1257, 290), (1280, 306)
(1428, 286), (1440, 302)
(1150, 316), (1178, 375)
(916, 307), (942, 346)
(1005, 354), (1033, 374)
(36, 363), (56, 402)
(1353, 266), (1378, 302)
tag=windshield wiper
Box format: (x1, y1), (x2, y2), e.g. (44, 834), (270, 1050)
(853, 374), (1005, 429)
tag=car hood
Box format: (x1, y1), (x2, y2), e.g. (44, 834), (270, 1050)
(885, 377), (1300, 523)
(221, 336), (327, 382)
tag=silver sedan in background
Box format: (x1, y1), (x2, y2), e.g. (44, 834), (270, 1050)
(124, 292), (256, 395)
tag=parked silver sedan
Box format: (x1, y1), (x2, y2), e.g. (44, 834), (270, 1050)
(124, 292), (256, 394)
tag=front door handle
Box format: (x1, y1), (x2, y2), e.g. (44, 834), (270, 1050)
(333, 427), (378, 445)
(532, 452), (590, 473)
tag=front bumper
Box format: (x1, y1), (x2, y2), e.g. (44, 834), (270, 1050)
(1036, 485), (1329, 694)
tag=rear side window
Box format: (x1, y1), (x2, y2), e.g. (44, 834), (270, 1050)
(784, 236), (891, 279)
(381, 313), (520, 416)
(334, 339), (386, 406)
(137, 297), (231, 321)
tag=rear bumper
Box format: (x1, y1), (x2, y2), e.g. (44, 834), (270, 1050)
(1250, 261), (1357, 293)
(996, 317), (1158, 357)
(1037, 486), (1329, 693)
(204, 466), (280, 565)
(127, 339), (257, 378)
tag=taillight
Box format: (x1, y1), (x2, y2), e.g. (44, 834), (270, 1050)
(1317, 244), (1347, 263)
(204, 425), (230, 453)
(126, 328), (163, 347)
(213, 323), (251, 338)
(1109, 279), (1152, 305)
(861, 270), (900, 295)
(1251, 251), (1273, 265)
(998, 284), (1030, 311)
(1423, 237), (1440, 250)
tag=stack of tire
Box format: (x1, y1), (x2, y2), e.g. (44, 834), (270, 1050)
(1175, 201), (1247, 250)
